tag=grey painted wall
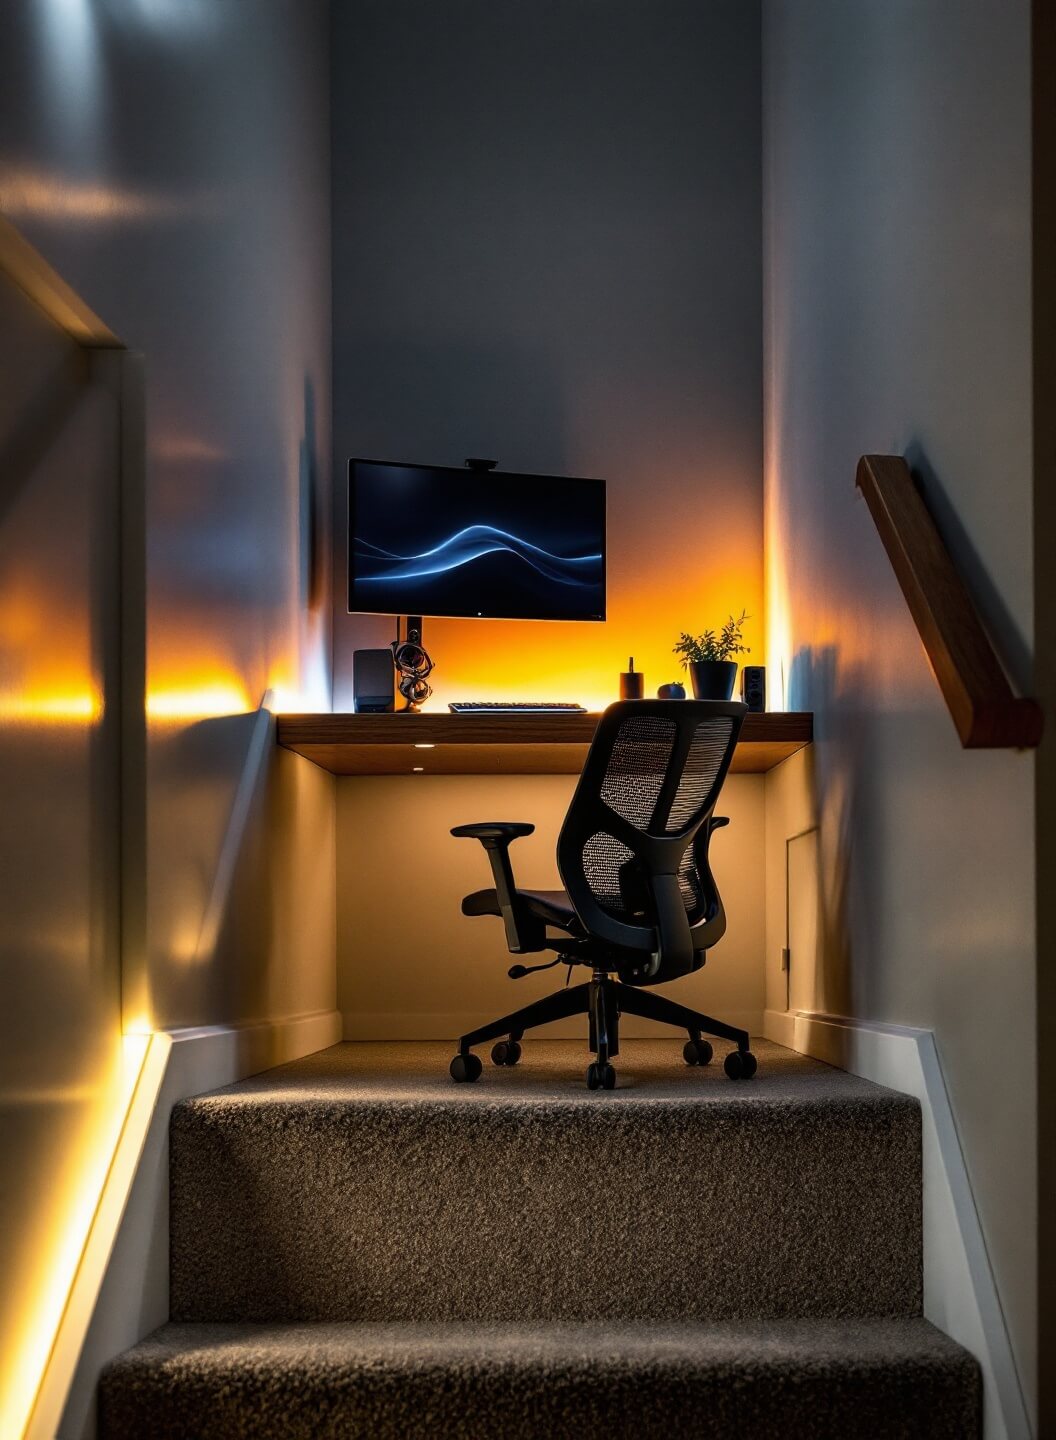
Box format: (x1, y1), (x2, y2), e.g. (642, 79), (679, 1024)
(331, 0), (764, 708)
(0, 0), (335, 1031)
(762, 0), (1035, 1416)
(1035, 6), (1056, 1425)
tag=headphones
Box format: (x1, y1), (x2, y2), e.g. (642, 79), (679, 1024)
(391, 616), (433, 712)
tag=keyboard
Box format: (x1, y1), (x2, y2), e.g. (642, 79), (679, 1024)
(448, 701), (587, 714)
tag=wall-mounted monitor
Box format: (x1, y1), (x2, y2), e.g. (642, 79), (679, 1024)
(348, 459), (606, 622)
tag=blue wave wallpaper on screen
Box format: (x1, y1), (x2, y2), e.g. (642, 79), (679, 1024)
(348, 461), (606, 621)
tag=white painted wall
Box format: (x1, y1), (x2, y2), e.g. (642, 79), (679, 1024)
(762, 0), (1036, 1418)
(0, 0), (335, 1032)
(0, 6), (337, 1432)
(0, 266), (124, 1440)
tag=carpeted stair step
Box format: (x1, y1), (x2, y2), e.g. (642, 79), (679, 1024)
(99, 1317), (981, 1440)
(170, 1040), (922, 1323)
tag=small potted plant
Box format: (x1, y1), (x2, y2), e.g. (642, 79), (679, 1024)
(673, 611), (750, 700)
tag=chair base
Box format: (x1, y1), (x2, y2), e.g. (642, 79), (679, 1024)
(452, 974), (755, 1086)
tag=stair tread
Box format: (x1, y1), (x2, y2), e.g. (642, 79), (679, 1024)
(105, 1043), (976, 1437)
(170, 1039), (922, 1324)
(170, 1039), (923, 1325)
(107, 1315), (974, 1368)
(178, 1037), (916, 1111)
(100, 1318), (981, 1440)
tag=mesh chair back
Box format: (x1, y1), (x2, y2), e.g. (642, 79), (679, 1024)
(557, 700), (745, 979)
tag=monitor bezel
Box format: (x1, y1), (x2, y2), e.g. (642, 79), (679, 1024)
(346, 457), (607, 622)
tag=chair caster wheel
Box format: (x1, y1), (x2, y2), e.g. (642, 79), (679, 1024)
(724, 1049), (758, 1080)
(683, 1038), (714, 1067)
(450, 1052), (483, 1083)
(586, 1061), (616, 1091)
(491, 1040), (522, 1066)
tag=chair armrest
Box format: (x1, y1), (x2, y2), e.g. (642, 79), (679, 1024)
(451, 822), (535, 841)
(451, 822), (543, 953)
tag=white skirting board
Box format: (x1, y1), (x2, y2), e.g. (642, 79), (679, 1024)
(764, 1009), (1032, 1440)
(57, 1009), (342, 1440)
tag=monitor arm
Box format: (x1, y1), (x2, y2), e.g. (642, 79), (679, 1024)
(451, 822), (546, 954)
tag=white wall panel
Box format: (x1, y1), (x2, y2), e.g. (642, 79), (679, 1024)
(763, 0), (1035, 1414)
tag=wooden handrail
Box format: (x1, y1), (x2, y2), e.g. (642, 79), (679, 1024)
(856, 454), (1043, 749)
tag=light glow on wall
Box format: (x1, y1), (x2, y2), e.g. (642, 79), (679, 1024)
(109, 0), (225, 39)
(346, 535), (765, 716)
(267, 648), (331, 716)
(266, 685), (314, 715)
(0, 167), (200, 225)
(3, 1033), (150, 1440)
(765, 552), (793, 714)
(0, 687), (102, 725)
(32, 0), (103, 151)
(764, 456), (793, 713)
(146, 679), (251, 723)
(0, 581), (102, 723)
(152, 434), (230, 464)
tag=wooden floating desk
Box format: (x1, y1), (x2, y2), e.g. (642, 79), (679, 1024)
(277, 710), (813, 776)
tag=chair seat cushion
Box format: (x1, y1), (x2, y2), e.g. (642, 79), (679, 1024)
(462, 887), (581, 931)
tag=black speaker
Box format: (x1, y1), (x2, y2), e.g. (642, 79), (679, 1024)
(740, 665), (765, 713)
(353, 648), (395, 713)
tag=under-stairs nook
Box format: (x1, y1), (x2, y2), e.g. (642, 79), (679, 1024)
(1, 2), (1051, 1439)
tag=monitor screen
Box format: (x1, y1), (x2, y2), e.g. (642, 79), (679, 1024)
(348, 459), (606, 621)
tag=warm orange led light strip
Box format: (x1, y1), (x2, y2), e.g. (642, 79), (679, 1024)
(0, 690), (102, 724)
(145, 681), (251, 722)
(12, 1032), (170, 1440)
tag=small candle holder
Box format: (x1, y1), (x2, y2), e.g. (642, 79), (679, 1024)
(620, 657), (644, 700)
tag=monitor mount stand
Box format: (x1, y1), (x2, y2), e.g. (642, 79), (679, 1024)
(390, 461), (497, 711)
(392, 615), (433, 712)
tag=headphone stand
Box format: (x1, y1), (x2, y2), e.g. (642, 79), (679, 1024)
(392, 615), (434, 712)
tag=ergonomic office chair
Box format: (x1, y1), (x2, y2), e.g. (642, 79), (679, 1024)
(450, 699), (755, 1090)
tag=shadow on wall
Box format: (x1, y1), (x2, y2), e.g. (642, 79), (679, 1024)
(787, 642), (872, 1021)
(0, 348), (87, 528)
(219, 736), (335, 1032)
(300, 375), (324, 615)
(199, 712), (276, 1026)
(146, 710), (333, 1032)
(902, 439), (1032, 696)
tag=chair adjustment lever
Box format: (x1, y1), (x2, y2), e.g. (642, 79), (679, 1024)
(508, 957), (563, 979)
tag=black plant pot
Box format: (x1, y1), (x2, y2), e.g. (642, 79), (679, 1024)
(687, 660), (738, 701)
